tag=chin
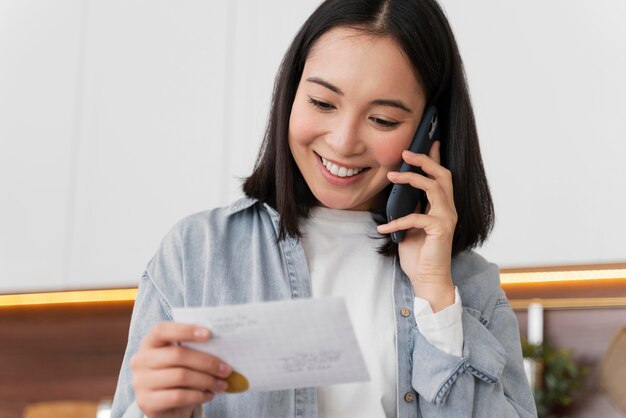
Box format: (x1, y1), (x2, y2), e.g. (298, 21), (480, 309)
(314, 192), (368, 211)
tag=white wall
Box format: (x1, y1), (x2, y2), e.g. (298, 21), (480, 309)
(1, 0), (624, 292)
(442, 1), (626, 267)
(0, 0), (83, 291)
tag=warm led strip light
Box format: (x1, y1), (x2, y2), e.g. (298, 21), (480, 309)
(509, 297), (626, 310)
(1, 267), (624, 307)
(500, 268), (626, 284)
(0, 288), (137, 307)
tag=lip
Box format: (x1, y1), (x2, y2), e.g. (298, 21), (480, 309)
(314, 152), (369, 186)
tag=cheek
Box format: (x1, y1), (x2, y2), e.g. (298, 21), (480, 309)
(289, 101), (320, 147)
(371, 136), (410, 169)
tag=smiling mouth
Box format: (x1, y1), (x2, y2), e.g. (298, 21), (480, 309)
(317, 153), (369, 178)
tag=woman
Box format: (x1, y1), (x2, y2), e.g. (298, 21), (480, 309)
(112, 0), (537, 417)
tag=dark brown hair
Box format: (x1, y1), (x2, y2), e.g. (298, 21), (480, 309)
(243, 0), (495, 257)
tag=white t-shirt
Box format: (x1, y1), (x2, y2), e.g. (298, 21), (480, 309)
(300, 207), (463, 418)
(301, 207), (397, 417)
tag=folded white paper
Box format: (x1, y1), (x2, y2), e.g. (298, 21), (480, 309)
(172, 297), (370, 392)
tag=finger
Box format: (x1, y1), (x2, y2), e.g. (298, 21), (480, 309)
(135, 367), (229, 393)
(142, 345), (232, 378)
(401, 149), (448, 179)
(377, 212), (456, 238)
(138, 389), (214, 414)
(377, 213), (429, 234)
(141, 322), (211, 349)
(401, 148), (454, 208)
(387, 171), (448, 212)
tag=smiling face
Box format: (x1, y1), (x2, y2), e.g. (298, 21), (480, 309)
(288, 26), (427, 211)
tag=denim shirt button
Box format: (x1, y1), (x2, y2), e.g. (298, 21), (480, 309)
(400, 307), (411, 317)
(403, 391), (415, 402)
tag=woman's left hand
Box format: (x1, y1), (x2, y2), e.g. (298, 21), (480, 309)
(376, 140), (458, 312)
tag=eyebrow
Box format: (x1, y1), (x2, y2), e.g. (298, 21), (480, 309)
(370, 99), (412, 113)
(306, 77), (344, 95)
(305, 76), (413, 113)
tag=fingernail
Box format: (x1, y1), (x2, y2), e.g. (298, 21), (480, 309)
(194, 328), (210, 339)
(219, 363), (232, 376)
(387, 171), (398, 177)
(403, 150), (416, 155)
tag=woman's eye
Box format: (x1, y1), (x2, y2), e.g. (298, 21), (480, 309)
(371, 117), (400, 128)
(308, 98), (335, 111)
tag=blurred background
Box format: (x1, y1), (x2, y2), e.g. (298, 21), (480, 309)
(0, 1), (624, 417)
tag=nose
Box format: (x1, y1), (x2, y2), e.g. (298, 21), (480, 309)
(326, 115), (367, 157)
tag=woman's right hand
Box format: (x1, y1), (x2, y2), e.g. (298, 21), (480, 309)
(130, 322), (232, 418)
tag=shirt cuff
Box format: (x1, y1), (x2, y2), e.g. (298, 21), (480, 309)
(413, 286), (463, 357)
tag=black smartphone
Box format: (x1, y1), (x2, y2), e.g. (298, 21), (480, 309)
(385, 105), (439, 243)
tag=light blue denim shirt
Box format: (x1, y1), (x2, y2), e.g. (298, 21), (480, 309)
(111, 197), (537, 418)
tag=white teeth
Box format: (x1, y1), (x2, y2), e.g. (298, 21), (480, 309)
(320, 156), (363, 177)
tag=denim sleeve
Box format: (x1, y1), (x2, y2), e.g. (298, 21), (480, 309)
(410, 297), (538, 417)
(110, 272), (173, 418)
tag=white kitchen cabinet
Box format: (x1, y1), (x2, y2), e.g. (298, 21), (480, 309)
(0, 0), (624, 292)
